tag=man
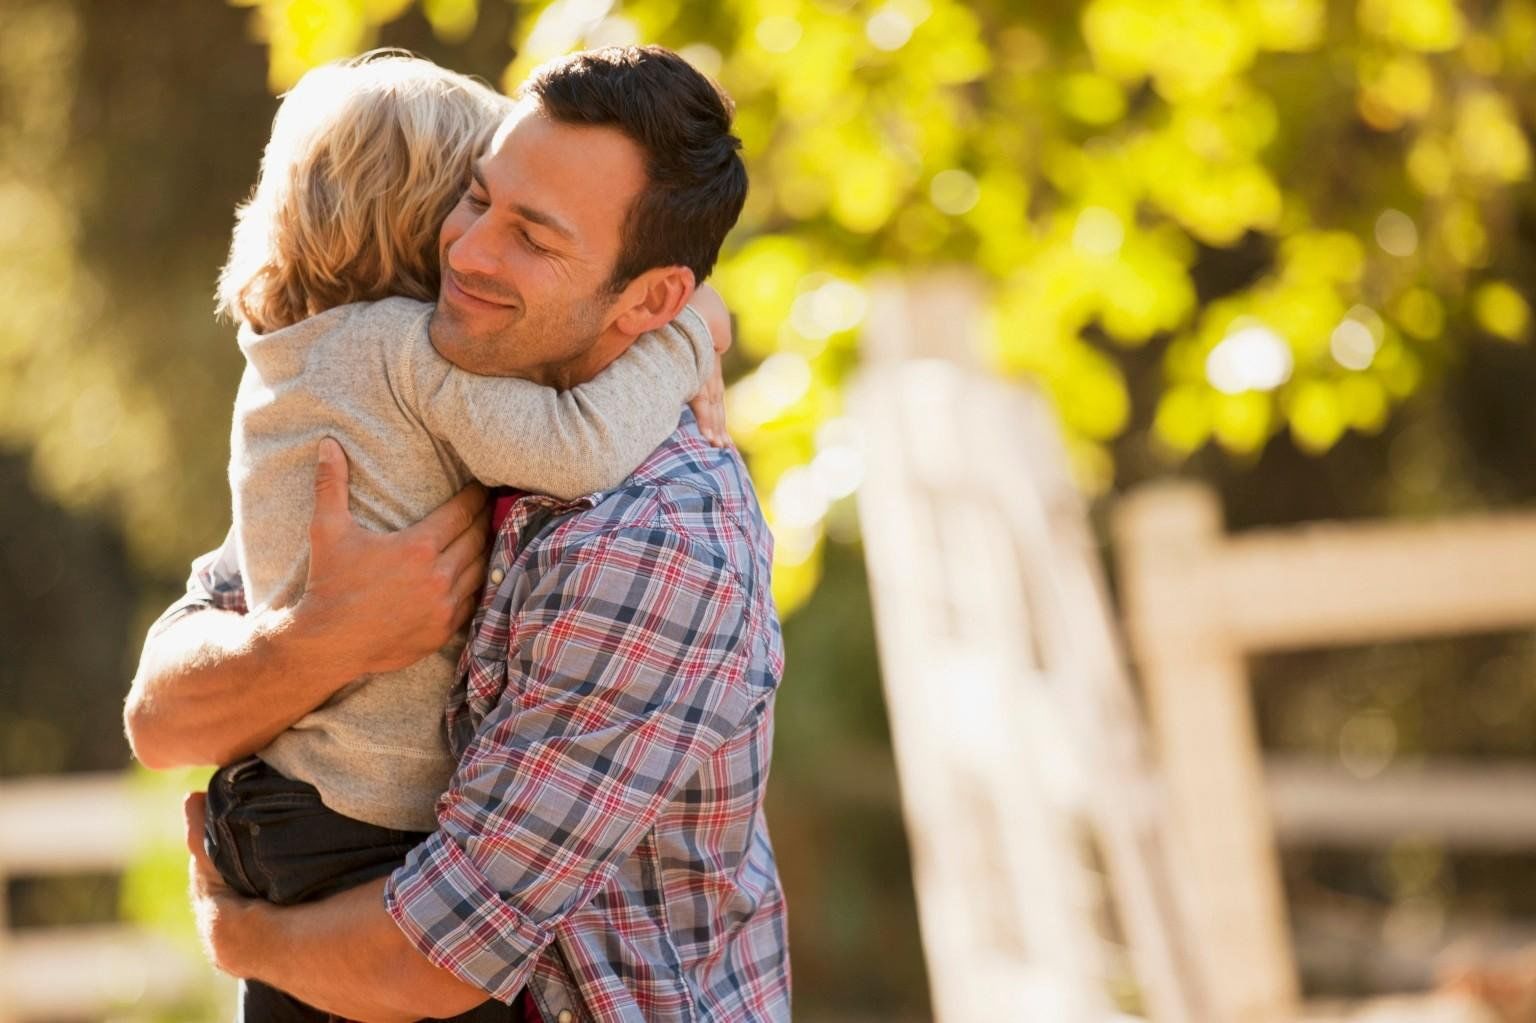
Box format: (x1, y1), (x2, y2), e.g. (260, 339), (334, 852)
(125, 46), (790, 1022)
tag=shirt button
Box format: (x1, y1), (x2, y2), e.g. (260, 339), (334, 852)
(489, 568), (505, 585)
(557, 1012), (573, 1023)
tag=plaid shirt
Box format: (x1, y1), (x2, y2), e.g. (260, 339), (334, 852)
(164, 417), (790, 1021)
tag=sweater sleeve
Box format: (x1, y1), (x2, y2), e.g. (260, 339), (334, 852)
(408, 307), (714, 500)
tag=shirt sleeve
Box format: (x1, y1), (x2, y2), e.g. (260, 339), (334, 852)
(408, 307), (715, 500)
(382, 525), (762, 1001)
(147, 529), (248, 636)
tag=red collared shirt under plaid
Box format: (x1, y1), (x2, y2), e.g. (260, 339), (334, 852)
(167, 420), (791, 1021)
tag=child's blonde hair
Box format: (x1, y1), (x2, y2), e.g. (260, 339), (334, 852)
(218, 50), (508, 333)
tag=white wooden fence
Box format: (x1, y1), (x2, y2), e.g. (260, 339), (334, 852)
(856, 275), (1518, 1023)
(1115, 483), (1536, 1023)
(0, 773), (218, 1021)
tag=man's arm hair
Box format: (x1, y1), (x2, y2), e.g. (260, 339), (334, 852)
(125, 439), (491, 769)
(127, 604), (334, 769)
(183, 793), (488, 1021)
(205, 878), (488, 1021)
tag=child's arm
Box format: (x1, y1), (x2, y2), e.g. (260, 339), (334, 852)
(687, 284), (733, 446)
(409, 307), (714, 499)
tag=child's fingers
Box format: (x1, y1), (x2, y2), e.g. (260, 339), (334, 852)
(706, 378), (730, 447)
(692, 395), (720, 446)
(701, 401), (726, 446)
(689, 364), (731, 447)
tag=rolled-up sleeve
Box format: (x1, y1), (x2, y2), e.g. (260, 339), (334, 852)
(383, 526), (759, 1002)
(148, 529), (247, 636)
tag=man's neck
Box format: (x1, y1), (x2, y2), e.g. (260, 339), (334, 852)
(542, 326), (639, 390)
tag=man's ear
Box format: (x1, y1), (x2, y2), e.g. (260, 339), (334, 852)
(610, 266), (696, 337)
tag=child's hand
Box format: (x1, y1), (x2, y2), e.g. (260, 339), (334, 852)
(688, 283), (733, 448)
(691, 361), (728, 447)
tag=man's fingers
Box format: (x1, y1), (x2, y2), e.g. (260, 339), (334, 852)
(439, 500), (490, 572)
(311, 438), (352, 527)
(183, 790), (235, 916)
(451, 562), (487, 616)
(410, 482), (489, 553)
(183, 791), (211, 862)
(448, 536), (489, 605)
(451, 590), (479, 634)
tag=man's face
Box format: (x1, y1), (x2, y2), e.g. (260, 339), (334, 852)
(430, 99), (648, 383)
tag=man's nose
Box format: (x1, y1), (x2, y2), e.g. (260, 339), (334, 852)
(445, 215), (501, 279)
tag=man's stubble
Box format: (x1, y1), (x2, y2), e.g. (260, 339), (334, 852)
(428, 278), (613, 386)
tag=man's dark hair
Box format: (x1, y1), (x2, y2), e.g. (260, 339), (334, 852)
(521, 45), (748, 292)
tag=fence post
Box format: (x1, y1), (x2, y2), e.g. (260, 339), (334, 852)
(854, 274), (1204, 1021)
(1115, 483), (1299, 1023)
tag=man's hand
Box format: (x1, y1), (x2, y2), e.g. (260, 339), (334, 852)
(687, 284), (733, 448)
(184, 791), (253, 978)
(181, 791), (488, 1021)
(295, 438), (491, 677)
(124, 438), (494, 770)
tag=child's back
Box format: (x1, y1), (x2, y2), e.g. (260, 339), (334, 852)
(232, 296), (710, 830)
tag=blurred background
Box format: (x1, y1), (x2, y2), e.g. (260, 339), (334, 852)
(1, 0), (1535, 1020)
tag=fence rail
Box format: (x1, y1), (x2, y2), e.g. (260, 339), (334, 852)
(1268, 758), (1536, 849)
(1115, 482), (1536, 1023)
(0, 772), (215, 1022)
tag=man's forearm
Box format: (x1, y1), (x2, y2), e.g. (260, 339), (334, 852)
(125, 605), (352, 769)
(222, 878), (489, 1022)
(126, 448), (490, 771)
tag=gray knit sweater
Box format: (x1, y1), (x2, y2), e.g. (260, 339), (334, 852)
(230, 296), (712, 830)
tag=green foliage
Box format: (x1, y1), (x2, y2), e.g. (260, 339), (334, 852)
(0, 4), (176, 573)
(8, 0), (1530, 612)
(0, 1), (260, 578)
(471, 0), (1532, 612)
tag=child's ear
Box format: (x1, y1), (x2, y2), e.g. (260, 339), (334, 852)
(611, 266), (695, 336)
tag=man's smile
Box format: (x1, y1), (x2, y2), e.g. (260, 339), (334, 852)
(442, 270), (515, 312)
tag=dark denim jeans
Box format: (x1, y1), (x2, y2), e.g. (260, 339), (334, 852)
(205, 756), (519, 1022)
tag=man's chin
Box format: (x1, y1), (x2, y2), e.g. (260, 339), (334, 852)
(427, 306), (478, 361)
(426, 304), (455, 347)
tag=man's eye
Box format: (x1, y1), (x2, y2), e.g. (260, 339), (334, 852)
(520, 229), (548, 254)
(464, 191), (489, 210)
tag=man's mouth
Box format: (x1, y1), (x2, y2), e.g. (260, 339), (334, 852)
(444, 272), (512, 311)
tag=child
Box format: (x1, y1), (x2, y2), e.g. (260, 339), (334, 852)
(201, 51), (724, 1020)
